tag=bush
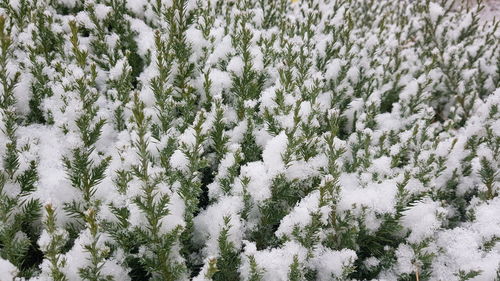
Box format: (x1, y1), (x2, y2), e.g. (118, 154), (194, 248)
(0, 0), (499, 280)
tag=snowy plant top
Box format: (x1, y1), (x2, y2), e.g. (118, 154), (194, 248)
(0, 0), (499, 280)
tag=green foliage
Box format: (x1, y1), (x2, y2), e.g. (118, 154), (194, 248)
(455, 269), (482, 281)
(78, 209), (113, 281)
(212, 216), (241, 281)
(41, 204), (68, 281)
(251, 176), (304, 249)
(0, 0), (498, 279)
(478, 157), (498, 200)
(288, 255), (304, 281)
(248, 255), (265, 281)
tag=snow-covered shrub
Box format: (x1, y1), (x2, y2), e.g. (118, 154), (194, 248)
(0, 0), (498, 280)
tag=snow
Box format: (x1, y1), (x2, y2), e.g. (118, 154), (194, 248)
(37, 229), (68, 252)
(8, 0), (20, 11)
(276, 191), (320, 237)
(346, 66), (359, 83)
(401, 197), (448, 244)
(193, 196), (244, 256)
(13, 72), (32, 115)
(395, 244), (416, 275)
(368, 156), (393, 177)
(21, 126), (77, 224)
(76, 11), (94, 30)
(128, 17), (154, 57)
(242, 241), (308, 281)
(209, 69), (232, 97)
(470, 198), (500, 239)
(126, 0), (147, 16)
(298, 101), (312, 119)
(60, 229), (130, 281)
(325, 59), (344, 81)
(109, 58), (129, 81)
(399, 80), (419, 102)
(227, 56), (244, 76)
(127, 202), (148, 230)
(228, 120), (248, 144)
(285, 158), (322, 181)
(186, 26), (207, 57)
(250, 46), (264, 71)
(339, 177), (398, 216)
(159, 192), (186, 233)
(331, 6), (345, 27)
(0, 258), (18, 280)
(262, 132), (288, 175)
(215, 151), (237, 179)
(431, 227), (500, 281)
(94, 4), (111, 20)
(429, 2), (444, 23)
(478, 0), (500, 22)
(2, 0), (500, 279)
(311, 247), (357, 280)
(170, 149), (190, 172)
(239, 161), (271, 202)
(207, 35), (233, 65)
(57, 0), (76, 8)
(179, 127), (197, 147)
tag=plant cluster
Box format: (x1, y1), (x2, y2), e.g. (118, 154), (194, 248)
(0, 0), (499, 280)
